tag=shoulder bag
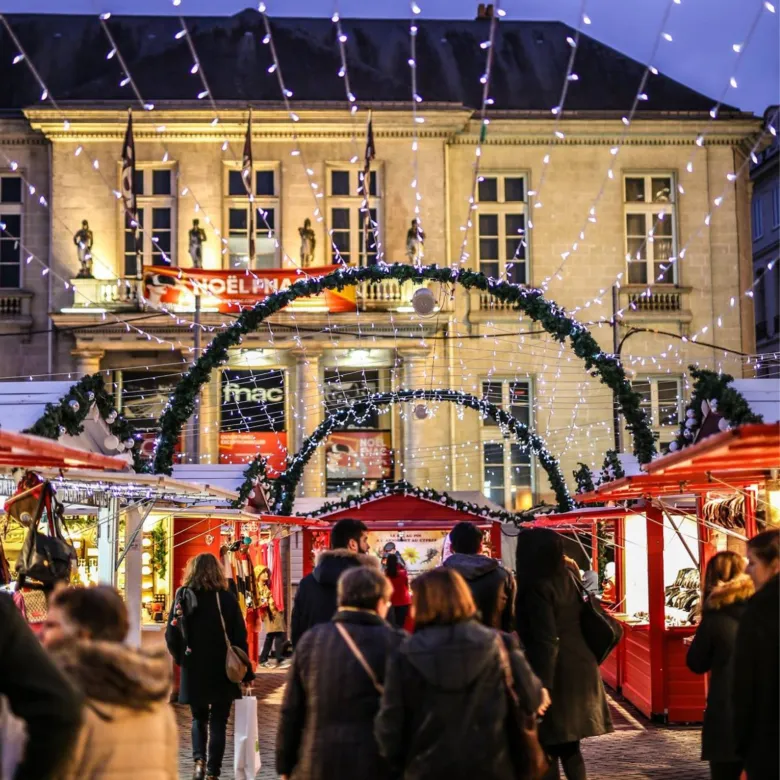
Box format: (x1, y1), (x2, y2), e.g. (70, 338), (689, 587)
(495, 636), (549, 780)
(216, 591), (253, 684)
(569, 572), (623, 665)
(335, 622), (383, 695)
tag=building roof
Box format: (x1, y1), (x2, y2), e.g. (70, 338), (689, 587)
(0, 11), (742, 115)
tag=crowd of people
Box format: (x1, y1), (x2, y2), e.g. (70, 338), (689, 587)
(0, 517), (777, 780)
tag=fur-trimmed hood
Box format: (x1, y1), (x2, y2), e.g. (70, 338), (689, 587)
(312, 549), (379, 586)
(706, 574), (755, 611)
(51, 639), (172, 711)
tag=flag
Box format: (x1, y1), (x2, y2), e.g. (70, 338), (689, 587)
(120, 109), (141, 277)
(242, 108), (255, 266)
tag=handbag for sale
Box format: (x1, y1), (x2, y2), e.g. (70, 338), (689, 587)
(216, 592), (253, 684)
(8, 476), (76, 590)
(495, 636), (549, 780)
(570, 572), (623, 665)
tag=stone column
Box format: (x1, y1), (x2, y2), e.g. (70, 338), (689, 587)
(97, 496), (119, 586)
(293, 347), (325, 498)
(123, 505), (143, 648)
(400, 348), (431, 487)
(71, 348), (105, 377)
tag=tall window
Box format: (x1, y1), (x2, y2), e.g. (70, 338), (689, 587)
(476, 174), (528, 284)
(0, 175), (23, 288)
(624, 174), (677, 285)
(631, 376), (682, 449)
(327, 166), (380, 266)
(755, 268), (768, 342)
(123, 167), (176, 275)
(752, 196), (764, 240)
(480, 379), (533, 510)
(771, 188), (779, 230)
(225, 166), (279, 270)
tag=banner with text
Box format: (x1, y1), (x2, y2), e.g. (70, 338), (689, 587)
(325, 431), (393, 482)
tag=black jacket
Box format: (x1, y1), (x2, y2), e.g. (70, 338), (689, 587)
(732, 576), (779, 780)
(291, 550), (372, 647)
(375, 619), (543, 780)
(686, 574), (753, 762)
(277, 610), (405, 780)
(165, 587), (248, 707)
(0, 594), (82, 780)
(444, 553), (516, 632)
(516, 569), (613, 746)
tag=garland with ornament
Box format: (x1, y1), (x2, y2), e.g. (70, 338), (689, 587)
(239, 388), (575, 516)
(233, 454), (275, 510)
(293, 481), (528, 525)
(153, 263), (656, 475)
(669, 366), (763, 453)
(24, 373), (148, 473)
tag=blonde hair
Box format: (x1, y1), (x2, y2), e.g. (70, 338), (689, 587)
(182, 553), (228, 591)
(412, 568), (477, 629)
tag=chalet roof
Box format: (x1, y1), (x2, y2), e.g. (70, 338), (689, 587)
(0, 11), (743, 116)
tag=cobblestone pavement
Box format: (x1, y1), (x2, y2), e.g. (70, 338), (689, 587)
(176, 668), (707, 779)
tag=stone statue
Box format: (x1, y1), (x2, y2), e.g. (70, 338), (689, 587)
(406, 219), (425, 264)
(299, 218), (316, 268)
(188, 219), (207, 269)
(73, 220), (94, 278)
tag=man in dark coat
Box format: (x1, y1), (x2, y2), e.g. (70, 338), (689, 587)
(290, 518), (371, 647)
(277, 566), (404, 780)
(687, 571), (754, 778)
(444, 521), (515, 632)
(0, 593), (82, 779)
(733, 529), (780, 780)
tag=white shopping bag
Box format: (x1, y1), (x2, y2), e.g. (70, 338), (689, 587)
(234, 695), (261, 780)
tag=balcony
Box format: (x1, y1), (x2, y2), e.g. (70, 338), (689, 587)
(358, 278), (450, 312)
(618, 285), (692, 328)
(70, 277), (140, 311)
(0, 290), (33, 338)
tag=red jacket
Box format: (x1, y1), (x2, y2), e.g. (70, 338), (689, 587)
(388, 568), (411, 607)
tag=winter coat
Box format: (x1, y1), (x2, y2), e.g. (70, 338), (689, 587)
(257, 566), (286, 633)
(443, 553), (516, 632)
(0, 594), (81, 780)
(732, 576), (780, 780)
(375, 619), (543, 780)
(165, 587), (249, 707)
(51, 639), (177, 779)
(388, 568), (411, 607)
(290, 550), (378, 646)
(686, 573), (753, 762)
(276, 609), (405, 780)
(516, 568), (613, 746)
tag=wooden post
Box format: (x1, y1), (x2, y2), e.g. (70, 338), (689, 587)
(124, 505), (143, 648)
(646, 504), (666, 720)
(745, 488), (758, 539)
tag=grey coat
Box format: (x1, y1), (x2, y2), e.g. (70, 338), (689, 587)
(516, 569), (613, 746)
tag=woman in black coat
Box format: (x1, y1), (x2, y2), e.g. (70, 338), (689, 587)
(166, 552), (251, 780)
(277, 565), (404, 780)
(732, 529), (780, 780)
(515, 528), (613, 780)
(686, 551), (754, 780)
(375, 567), (544, 780)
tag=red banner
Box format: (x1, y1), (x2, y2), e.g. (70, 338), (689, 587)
(142, 265), (356, 313)
(326, 431), (393, 481)
(218, 431), (287, 476)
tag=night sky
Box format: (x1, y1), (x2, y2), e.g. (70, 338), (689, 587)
(3, 0), (778, 115)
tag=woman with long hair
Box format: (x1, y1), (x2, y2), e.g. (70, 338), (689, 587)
(384, 553), (411, 629)
(732, 529), (780, 780)
(43, 585), (177, 778)
(166, 553), (252, 780)
(376, 568), (544, 779)
(687, 551), (754, 780)
(515, 528), (613, 780)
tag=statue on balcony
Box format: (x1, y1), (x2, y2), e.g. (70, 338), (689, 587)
(73, 220), (94, 278)
(299, 218), (316, 267)
(188, 219), (206, 269)
(406, 219), (425, 265)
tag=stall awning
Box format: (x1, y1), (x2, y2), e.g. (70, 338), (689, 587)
(531, 505), (640, 529)
(576, 423), (780, 503)
(0, 429), (130, 472)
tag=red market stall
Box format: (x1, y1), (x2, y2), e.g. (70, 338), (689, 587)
(533, 423), (780, 724)
(298, 492), (505, 577)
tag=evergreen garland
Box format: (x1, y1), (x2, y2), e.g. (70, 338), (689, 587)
(153, 264), (656, 475)
(670, 365), (763, 452)
(236, 389), (575, 516)
(24, 373), (149, 473)
(573, 463), (596, 495)
(233, 455), (273, 509)
(599, 449), (626, 484)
